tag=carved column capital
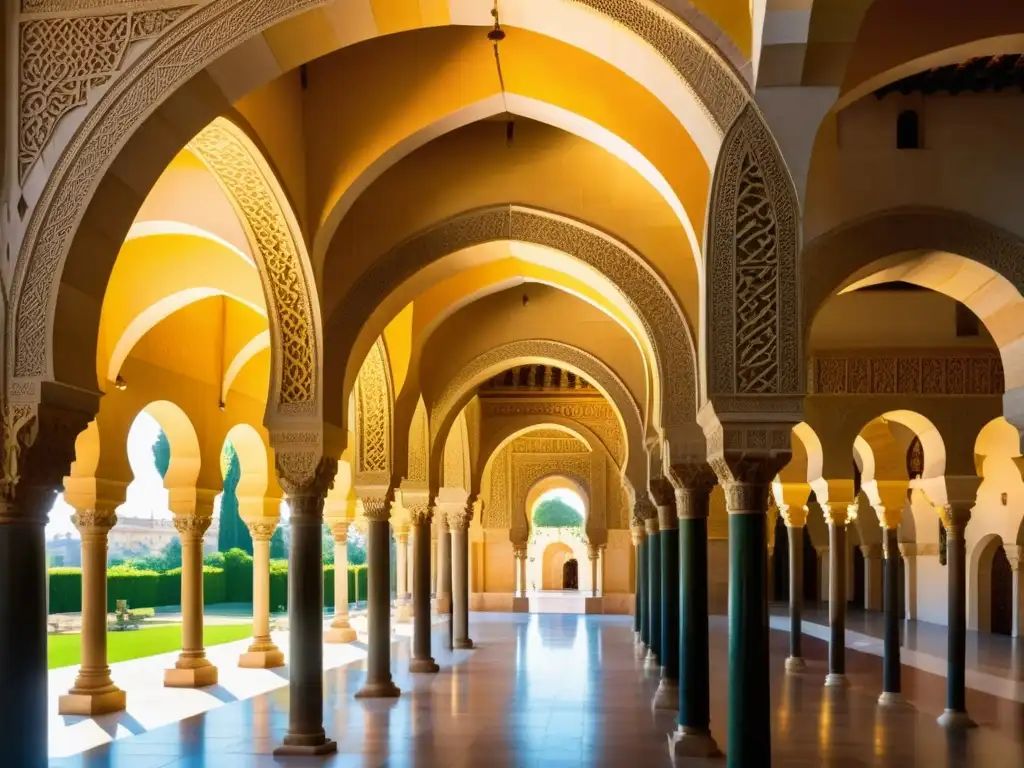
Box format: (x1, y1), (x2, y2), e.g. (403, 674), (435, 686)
(874, 504), (901, 530)
(447, 504), (472, 531)
(631, 498), (656, 527)
(275, 454), (337, 500)
(361, 496), (392, 522)
(938, 504), (971, 537)
(409, 503), (432, 525)
(247, 520), (277, 542)
(2, 402), (94, 523)
(173, 514), (212, 541)
(778, 503), (807, 528)
(822, 503), (857, 527)
(513, 545), (528, 560)
(644, 516), (659, 535)
(630, 524), (646, 545)
(587, 545), (600, 561)
(72, 509), (117, 537)
(1003, 545), (1021, 571)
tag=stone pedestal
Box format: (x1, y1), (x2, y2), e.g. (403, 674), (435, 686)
(240, 521), (285, 668)
(165, 515), (218, 688)
(60, 511), (127, 714)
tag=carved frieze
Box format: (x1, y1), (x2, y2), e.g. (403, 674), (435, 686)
(810, 352), (1003, 396)
(355, 340), (391, 476)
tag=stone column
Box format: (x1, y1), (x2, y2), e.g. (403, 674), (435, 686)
(436, 515), (452, 615)
(875, 506), (905, 706)
(355, 496), (401, 698)
(597, 545), (605, 594)
(898, 543), (918, 620)
(668, 466), (721, 758)
(823, 503), (854, 687)
(644, 515), (661, 670)
(652, 481), (679, 711)
(631, 523), (645, 648)
(165, 513), (217, 688)
(1005, 546), (1023, 638)
(779, 504), (807, 672)
(449, 505), (474, 649)
(240, 520), (285, 666)
(588, 545), (600, 597)
(517, 547), (528, 597)
(861, 544), (883, 611)
(635, 522), (648, 653)
(59, 510), (127, 714)
(409, 505), (439, 673)
(273, 457), (338, 756)
(407, 531), (416, 615)
(325, 522), (357, 644)
(937, 504), (976, 729)
(395, 527), (412, 622)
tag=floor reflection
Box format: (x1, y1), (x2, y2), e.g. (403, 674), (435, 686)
(52, 613), (1024, 767)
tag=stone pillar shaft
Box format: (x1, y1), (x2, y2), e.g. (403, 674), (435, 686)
(437, 517), (452, 615)
(518, 552), (528, 597)
(324, 525), (356, 644)
(240, 522), (285, 666)
(410, 510), (438, 673)
(396, 531), (409, 606)
(638, 536), (648, 645)
(451, 512), (474, 649)
(881, 528), (901, 697)
(0, 515), (48, 768)
(645, 518), (661, 665)
(165, 516), (217, 688)
(655, 500), (679, 710)
(1010, 550), (1023, 638)
(356, 513), (400, 698)
(60, 513), (127, 714)
(938, 506), (974, 728)
(826, 514), (848, 683)
(787, 524), (804, 665)
(590, 551), (599, 597)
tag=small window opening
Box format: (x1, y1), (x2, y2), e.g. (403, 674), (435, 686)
(896, 109), (920, 149)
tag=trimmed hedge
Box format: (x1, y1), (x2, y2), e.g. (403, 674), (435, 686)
(49, 568), (82, 613)
(48, 561), (367, 614)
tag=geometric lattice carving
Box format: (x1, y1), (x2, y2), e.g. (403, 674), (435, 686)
(407, 398), (428, 483)
(187, 120), (316, 412)
(810, 351), (1004, 396)
(355, 339), (390, 476)
(707, 103), (800, 400)
(442, 413), (469, 490)
(18, 8), (191, 182)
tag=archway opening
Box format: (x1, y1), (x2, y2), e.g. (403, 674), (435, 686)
(525, 482), (590, 598)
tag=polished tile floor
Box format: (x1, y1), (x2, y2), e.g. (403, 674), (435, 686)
(51, 613), (1024, 767)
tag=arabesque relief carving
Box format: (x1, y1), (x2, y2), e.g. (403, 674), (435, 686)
(18, 5), (192, 182)
(355, 339), (391, 477)
(187, 120), (317, 413)
(811, 351), (1004, 396)
(707, 103), (800, 400)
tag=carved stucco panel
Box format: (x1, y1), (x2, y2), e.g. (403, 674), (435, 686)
(187, 120), (317, 413)
(355, 339), (391, 478)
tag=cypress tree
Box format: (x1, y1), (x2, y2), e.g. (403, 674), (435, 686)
(217, 442), (252, 554)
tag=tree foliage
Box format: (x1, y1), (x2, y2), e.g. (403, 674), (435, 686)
(533, 497), (583, 528)
(217, 441), (252, 555)
(152, 429), (170, 479)
(270, 527), (287, 560)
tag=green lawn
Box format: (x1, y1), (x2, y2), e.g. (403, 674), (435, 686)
(48, 623), (253, 670)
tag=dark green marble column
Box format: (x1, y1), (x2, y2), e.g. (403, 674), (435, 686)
(633, 526), (645, 649)
(654, 503), (679, 710)
(938, 505), (976, 729)
(669, 474), (721, 758)
(638, 534), (649, 649)
(645, 516), (662, 669)
(724, 480), (771, 767)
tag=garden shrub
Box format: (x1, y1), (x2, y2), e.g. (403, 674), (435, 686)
(106, 564), (160, 611)
(48, 567), (82, 614)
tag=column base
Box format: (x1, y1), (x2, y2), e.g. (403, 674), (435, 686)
(634, 641), (647, 659)
(324, 625), (358, 644)
(409, 657), (440, 674)
(652, 678), (679, 712)
(512, 596), (530, 613)
(937, 709), (977, 730)
(784, 656), (806, 673)
(58, 686), (127, 716)
(273, 737), (337, 757)
(877, 691), (913, 709)
(164, 661), (218, 688)
(238, 648), (285, 669)
(644, 649), (660, 671)
(668, 725), (722, 759)
(823, 673), (848, 688)
(355, 680), (402, 699)
(584, 596), (604, 614)
(454, 638), (475, 650)
(396, 603), (414, 622)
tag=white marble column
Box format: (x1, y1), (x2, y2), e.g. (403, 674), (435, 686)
(395, 527), (412, 622)
(588, 545), (600, 597)
(325, 522), (357, 643)
(165, 513), (218, 688)
(861, 544), (883, 611)
(240, 520), (285, 666)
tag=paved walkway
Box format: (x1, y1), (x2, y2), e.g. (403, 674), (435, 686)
(49, 614), (1024, 767)
(47, 611), (416, 759)
(769, 604), (1024, 702)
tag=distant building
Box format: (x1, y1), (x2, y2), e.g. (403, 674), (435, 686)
(46, 516), (220, 566)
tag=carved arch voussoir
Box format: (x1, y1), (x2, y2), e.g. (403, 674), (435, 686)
(354, 338), (392, 481)
(186, 119), (319, 417)
(11, 0), (747, 410)
(706, 102), (801, 401)
(334, 207), (696, 438)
